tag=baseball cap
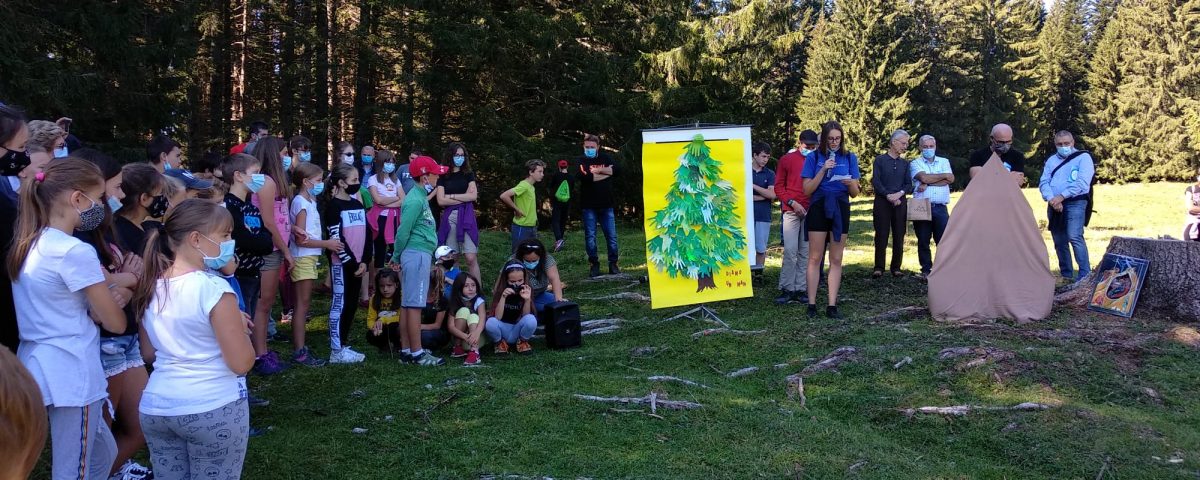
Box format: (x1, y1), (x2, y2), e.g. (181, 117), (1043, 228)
(434, 245), (457, 259)
(165, 169), (214, 190)
(409, 155), (448, 178)
(799, 129), (819, 145)
(557, 159), (569, 169)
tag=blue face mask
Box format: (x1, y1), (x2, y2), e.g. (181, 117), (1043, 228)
(522, 259), (540, 270)
(246, 173), (266, 193)
(453, 155), (466, 167)
(800, 148), (813, 157)
(424, 183), (434, 193)
(309, 181), (325, 196)
(299, 151), (312, 162)
(281, 155), (293, 170)
(106, 195), (123, 213)
(584, 147), (597, 159)
(199, 234), (236, 270)
(1057, 146), (1074, 158)
(383, 163), (396, 174)
(53, 146), (69, 158)
(361, 155), (374, 164)
(921, 148), (936, 160)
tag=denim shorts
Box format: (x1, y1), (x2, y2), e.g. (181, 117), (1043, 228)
(100, 333), (145, 377)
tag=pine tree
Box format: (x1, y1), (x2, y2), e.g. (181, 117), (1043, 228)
(795, 0), (928, 183)
(647, 135), (747, 292)
(1033, 0), (1089, 157)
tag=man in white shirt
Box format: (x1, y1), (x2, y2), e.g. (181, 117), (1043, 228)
(910, 134), (954, 278)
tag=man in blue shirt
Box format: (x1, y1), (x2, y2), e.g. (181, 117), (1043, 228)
(910, 135), (954, 279)
(1039, 130), (1094, 282)
(750, 141), (776, 277)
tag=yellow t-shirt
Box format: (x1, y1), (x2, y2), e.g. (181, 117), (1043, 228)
(366, 298), (400, 328)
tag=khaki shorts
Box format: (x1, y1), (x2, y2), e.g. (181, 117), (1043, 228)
(290, 255), (320, 282)
(261, 250), (284, 271)
(445, 210), (479, 254)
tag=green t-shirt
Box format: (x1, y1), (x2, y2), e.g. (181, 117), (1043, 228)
(391, 183), (437, 261)
(513, 179), (537, 227)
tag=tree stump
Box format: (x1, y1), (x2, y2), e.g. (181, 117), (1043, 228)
(1057, 237), (1200, 318)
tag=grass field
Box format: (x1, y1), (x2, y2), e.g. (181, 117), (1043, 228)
(40, 183), (1200, 479)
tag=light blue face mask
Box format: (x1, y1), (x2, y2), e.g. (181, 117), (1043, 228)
(246, 173), (266, 193)
(299, 151), (312, 162)
(424, 183), (434, 193)
(106, 195), (123, 213)
(199, 234), (236, 270)
(522, 259), (540, 270)
(383, 163), (396, 174)
(281, 155), (293, 170)
(800, 148), (813, 157)
(309, 181), (325, 196)
(453, 155), (466, 167)
(1057, 146), (1074, 158)
(583, 147), (597, 159)
(53, 146), (69, 158)
(921, 148), (936, 160)
(361, 155), (374, 164)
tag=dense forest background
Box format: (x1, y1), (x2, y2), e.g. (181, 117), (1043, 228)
(1, 0), (1196, 222)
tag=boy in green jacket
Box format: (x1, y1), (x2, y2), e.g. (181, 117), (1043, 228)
(390, 156), (448, 366)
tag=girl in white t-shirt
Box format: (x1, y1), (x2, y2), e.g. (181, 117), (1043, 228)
(366, 150), (403, 297)
(132, 199), (256, 479)
(288, 162), (343, 366)
(7, 158), (127, 480)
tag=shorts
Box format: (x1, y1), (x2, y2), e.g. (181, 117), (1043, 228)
(290, 255), (320, 282)
(261, 250), (284, 271)
(754, 221), (771, 253)
(445, 210), (479, 254)
(804, 196), (852, 236)
(400, 249), (432, 308)
(100, 333), (145, 377)
(455, 307), (481, 326)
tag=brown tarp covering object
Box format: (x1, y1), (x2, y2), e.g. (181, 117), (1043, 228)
(927, 157), (1055, 322)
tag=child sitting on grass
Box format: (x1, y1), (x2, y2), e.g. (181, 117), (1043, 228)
(486, 262), (537, 355)
(366, 268), (402, 353)
(446, 273), (486, 365)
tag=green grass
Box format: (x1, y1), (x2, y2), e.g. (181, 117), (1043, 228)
(41, 183), (1200, 479)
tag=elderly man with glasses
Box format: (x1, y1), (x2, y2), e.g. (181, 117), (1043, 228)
(969, 123), (1026, 187)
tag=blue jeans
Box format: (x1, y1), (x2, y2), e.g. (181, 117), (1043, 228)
(582, 208), (618, 263)
(511, 224), (538, 253)
(912, 203), (949, 275)
(485, 314), (537, 344)
(1050, 198), (1090, 280)
(533, 291), (555, 313)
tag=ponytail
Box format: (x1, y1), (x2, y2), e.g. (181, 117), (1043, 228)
(6, 158), (102, 279)
(131, 199), (233, 321)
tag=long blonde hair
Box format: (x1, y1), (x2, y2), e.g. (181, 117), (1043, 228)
(6, 157), (103, 279)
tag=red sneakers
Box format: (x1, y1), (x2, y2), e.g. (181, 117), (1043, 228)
(451, 345), (467, 358)
(464, 350), (481, 365)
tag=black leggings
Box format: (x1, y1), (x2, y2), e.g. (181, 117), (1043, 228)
(372, 214), (394, 268)
(329, 263), (363, 350)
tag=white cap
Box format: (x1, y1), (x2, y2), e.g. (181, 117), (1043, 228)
(434, 246), (457, 259)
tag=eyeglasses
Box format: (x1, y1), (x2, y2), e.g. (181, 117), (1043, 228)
(826, 136), (842, 142)
(991, 139), (1013, 145)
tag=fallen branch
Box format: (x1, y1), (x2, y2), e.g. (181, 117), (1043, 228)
(901, 402), (1054, 417)
(865, 306), (928, 323)
(785, 374), (806, 407)
(580, 318), (622, 329)
(417, 392), (460, 422)
(801, 346), (859, 374)
(726, 366), (760, 378)
(893, 356), (913, 369)
(578, 292), (650, 302)
(582, 326), (620, 335)
(938, 346), (1013, 371)
(582, 273), (637, 282)
(574, 393), (704, 410)
(646, 375), (711, 389)
(691, 328), (767, 339)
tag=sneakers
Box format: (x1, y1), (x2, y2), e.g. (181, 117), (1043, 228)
(553, 239), (565, 252)
(253, 351), (288, 376)
(399, 352), (416, 365)
(451, 345), (468, 358)
(516, 339), (533, 354)
(774, 290), (793, 305)
(329, 347), (365, 364)
(109, 460), (151, 480)
(292, 346), (326, 367)
(464, 350), (481, 365)
(826, 305), (843, 319)
(495, 339), (510, 354)
(589, 263), (601, 278)
(790, 291), (807, 304)
(807, 304), (818, 319)
(247, 394), (270, 407)
(280, 310), (293, 324)
(414, 352), (446, 366)
(608, 262), (620, 275)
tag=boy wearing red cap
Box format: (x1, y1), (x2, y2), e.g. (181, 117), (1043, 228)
(390, 156), (449, 366)
(549, 159), (573, 252)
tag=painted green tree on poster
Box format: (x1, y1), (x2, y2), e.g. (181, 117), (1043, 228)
(647, 134), (747, 292)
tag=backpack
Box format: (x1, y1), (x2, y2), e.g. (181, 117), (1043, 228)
(554, 179), (570, 203)
(1049, 150), (1098, 226)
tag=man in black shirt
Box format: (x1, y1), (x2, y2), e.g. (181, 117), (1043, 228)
(871, 129), (914, 276)
(577, 134), (619, 277)
(968, 123), (1026, 187)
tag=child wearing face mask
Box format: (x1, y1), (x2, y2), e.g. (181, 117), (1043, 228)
(115, 163), (167, 255)
(289, 162), (343, 367)
(366, 150), (404, 303)
(220, 154), (279, 373)
(486, 262), (537, 355)
(8, 158), (126, 480)
(322, 164), (370, 364)
(133, 199), (255, 480)
(389, 157), (449, 366)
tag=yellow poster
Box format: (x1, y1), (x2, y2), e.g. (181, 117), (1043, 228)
(642, 129), (754, 309)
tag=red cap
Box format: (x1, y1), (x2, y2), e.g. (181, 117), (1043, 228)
(409, 155), (448, 177)
(557, 159), (569, 168)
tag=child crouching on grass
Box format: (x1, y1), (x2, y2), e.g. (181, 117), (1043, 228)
(366, 268), (402, 353)
(446, 273), (486, 365)
(487, 262), (537, 355)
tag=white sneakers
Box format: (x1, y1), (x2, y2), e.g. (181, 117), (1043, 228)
(109, 460), (151, 480)
(329, 346), (366, 364)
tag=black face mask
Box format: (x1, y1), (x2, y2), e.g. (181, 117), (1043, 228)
(440, 260), (456, 269)
(508, 282), (524, 293)
(148, 195), (170, 218)
(344, 183), (361, 195)
(0, 148), (31, 176)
